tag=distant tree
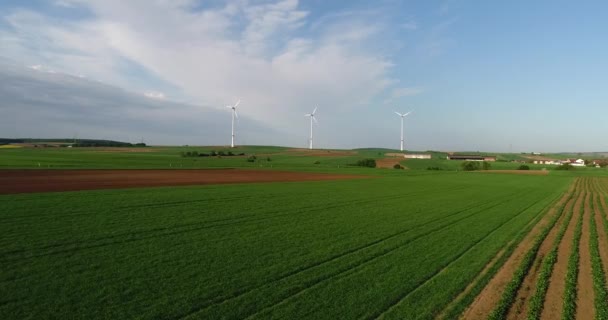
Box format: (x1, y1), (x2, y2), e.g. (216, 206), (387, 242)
(518, 165), (530, 170)
(555, 163), (574, 171)
(393, 164), (404, 169)
(313, 160), (321, 165)
(247, 155), (257, 163)
(266, 157), (272, 162)
(461, 161), (481, 171)
(355, 159), (376, 168)
(482, 161), (491, 170)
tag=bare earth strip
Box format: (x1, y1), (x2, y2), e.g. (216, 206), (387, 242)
(505, 188), (577, 320)
(460, 178), (578, 320)
(0, 169), (367, 194)
(477, 170), (549, 176)
(540, 185), (585, 319)
(576, 192), (595, 320)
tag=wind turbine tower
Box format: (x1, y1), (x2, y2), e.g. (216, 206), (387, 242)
(226, 99), (240, 148)
(394, 111), (412, 151)
(305, 107), (318, 149)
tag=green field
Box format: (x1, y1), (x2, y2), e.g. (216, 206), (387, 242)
(1, 171), (572, 319)
(3, 146), (608, 319)
(1, 146), (606, 174)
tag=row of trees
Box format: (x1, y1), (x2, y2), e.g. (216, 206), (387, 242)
(180, 150), (245, 157)
(461, 161), (492, 171)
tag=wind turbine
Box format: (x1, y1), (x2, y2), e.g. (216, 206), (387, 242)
(305, 107), (318, 149)
(394, 111), (412, 151)
(226, 99), (240, 148)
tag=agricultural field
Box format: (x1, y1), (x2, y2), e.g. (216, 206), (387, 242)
(1, 145), (607, 174)
(1, 147), (608, 319)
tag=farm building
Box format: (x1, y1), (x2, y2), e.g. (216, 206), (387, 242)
(565, 159), (586, 167)
(532, 158), (560, 165)
(446, 155), (497, 162)
(403, 154), (432, 159)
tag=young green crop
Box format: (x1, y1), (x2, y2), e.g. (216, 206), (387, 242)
(589, 194), (608, 320)
(487, 188), (577, 320)
(562, 193), (585, 320)
(0, 173), (574, 319)
(527, 190), (577, 320)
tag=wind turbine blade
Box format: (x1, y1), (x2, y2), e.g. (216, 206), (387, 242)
(312, 116), (318, 124)
(312, 107), (317, 115)
(234, 99), (241, 108)
(394, 111), (403, 117)
(234, 110), (239, 118)
(404, 111), (413, 117)
(226, 105), (233, 109)
(305, 113), (312, 117)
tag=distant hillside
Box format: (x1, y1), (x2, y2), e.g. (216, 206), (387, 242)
(0, 138), (145, 147)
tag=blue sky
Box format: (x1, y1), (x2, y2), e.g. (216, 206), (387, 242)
(1, 0), (607, 152)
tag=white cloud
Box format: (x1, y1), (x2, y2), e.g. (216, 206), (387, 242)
(0, 0), (410, 147)
(144, 91), (166, 99)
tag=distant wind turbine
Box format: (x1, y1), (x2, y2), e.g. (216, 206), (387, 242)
(226, 99), (240, 148)
(394, 111), (412, 151)
(305, 107), (318, 149)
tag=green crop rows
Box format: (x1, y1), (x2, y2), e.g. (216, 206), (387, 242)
(488, 187), (574, 320)
(527, 188), (577, 320)
(0, 173), (572, 319)
(561, 192), (585, 320)
(590, 194), (608, 320)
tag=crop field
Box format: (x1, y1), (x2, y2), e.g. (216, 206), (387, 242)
(2, 146), (608, 319)
(3, 169), (593, 319)
(2, 146), (604, 173)
(461, 176), (608, 320)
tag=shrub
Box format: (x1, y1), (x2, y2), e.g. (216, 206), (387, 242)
(266, 157), (272, 162)
(355, 159), (376, 168)
(427, 166), (442, 171)
(556, 163), (574, 170)
(482, 161), (491, 170)
(518, 165), (530, 170)
(461, 161), (481, 171)
(393, 164), (404, 169)
(246, 155), (257, 163)
(313, 160), (321, 165)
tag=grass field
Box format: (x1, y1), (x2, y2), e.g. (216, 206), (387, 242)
(2, 146), (608, 319)
(1, 146), (607, 174)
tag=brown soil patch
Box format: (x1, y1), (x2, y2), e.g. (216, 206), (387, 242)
(0, 169), (367, 195)
(461, 178), (578, 319)
(540, 190), (585, 320)
(477, 170), (549, 175)
(83, 147), (161, 153)
(287, 149), (357, 157)
(506, 191), (577, 319)
(375, 158), (406, 169)
(576, 192), (595, 320)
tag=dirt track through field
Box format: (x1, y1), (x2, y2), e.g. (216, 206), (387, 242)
(0, 169), (367, 194)
(505, 189), (577, 320)
(576, 192), (595, 320)
(540, 190), (584, 320)
(460, 178), (577, 319)
(459, 176), (608, 320)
